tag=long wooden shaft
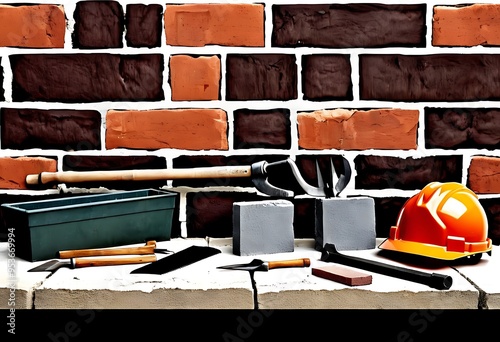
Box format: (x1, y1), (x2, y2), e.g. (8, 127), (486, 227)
(72, 254), (157, 268)
(26, 165), (252, 185)
(59, 241), (157, 258)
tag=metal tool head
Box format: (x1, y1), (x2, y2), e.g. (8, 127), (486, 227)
(287, 156), (351, 198)
(217, 259), (267, 272)
(251, 156), (351, 198)
(251, 161), (295, 198)
(28, 259), (73, 272)
(153, 248), (174, 255)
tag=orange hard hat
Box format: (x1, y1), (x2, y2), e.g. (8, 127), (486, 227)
(378, 182), (492, 260)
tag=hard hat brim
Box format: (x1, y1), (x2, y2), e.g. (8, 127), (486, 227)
(378, 238), (491, 261)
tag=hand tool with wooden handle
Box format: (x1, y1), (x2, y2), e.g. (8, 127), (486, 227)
(25, 157), (351, 198)
(28, 254), (157, 272)
(58, 240), (172, 258)
(217, 258), (311, 272)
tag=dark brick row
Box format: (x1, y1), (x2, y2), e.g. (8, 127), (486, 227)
(3, 106), (499, 152)
(182, 191), (500, 245)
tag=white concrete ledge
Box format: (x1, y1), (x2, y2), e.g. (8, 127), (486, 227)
(1, 238), (498, 310)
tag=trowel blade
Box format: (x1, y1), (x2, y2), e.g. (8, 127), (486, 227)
(28, 259), (72, 272)
(130, 245), (221, 275)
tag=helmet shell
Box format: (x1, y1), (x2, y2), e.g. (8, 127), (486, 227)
(379, 182), (492, 260)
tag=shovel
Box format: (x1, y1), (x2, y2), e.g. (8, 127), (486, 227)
(25, 156), (351, 198)
(217, 258), (311, 272)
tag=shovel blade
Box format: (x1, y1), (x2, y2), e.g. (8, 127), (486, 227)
(28, 260), (72, 272)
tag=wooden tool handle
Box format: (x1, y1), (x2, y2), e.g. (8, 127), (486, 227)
(59, 241), (157, 258)
(72, 254), (157, 268)
(267, 258), (311, 270)
(26, 165), (252, 185)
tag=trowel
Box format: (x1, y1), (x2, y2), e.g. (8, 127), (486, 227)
(28, 254), (157, 272)
(217, 258), (311, 272)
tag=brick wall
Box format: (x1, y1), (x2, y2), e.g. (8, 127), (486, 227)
(0, 1), (499, 244)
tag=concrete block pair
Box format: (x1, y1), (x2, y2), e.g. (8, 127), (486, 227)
(232, 197), (376, 256)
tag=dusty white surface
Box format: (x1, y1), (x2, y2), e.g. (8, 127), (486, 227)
(0, 242), (52, 309)
(254, 241), (480, 309)
(452, 245), (500, 309)
(32, 239), (253, 309)
(0, 238), (498, 309)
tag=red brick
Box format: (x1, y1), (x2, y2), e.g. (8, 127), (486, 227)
(170, 55), (220, 101)
(312, 265), (372, 286)
(106, 109), (228, 151)
(164, 4), (264, 47)
(0, 4), (65, 48)
(0, 157), (56, 189)
(468, 156), (500, 194)
(433, 4), (500, 46)
(297, 109), (419, 150)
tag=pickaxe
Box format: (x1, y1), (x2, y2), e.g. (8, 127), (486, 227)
(25, 157), (351, 198)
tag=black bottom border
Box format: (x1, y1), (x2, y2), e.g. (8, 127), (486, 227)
(4, 309), (500, 341)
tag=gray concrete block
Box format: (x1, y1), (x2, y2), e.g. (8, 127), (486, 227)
(233, 200), (294, 256)
(315, 197), (376, 251)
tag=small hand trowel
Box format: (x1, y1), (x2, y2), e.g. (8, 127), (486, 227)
(28, 255), (157, 272)
(217, 258), (311, 272)
(28, 240), (168, 273)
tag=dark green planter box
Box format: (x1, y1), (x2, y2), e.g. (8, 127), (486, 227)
(2, 189), (178, 262)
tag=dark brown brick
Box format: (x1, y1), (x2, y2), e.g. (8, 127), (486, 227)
(425, 107), (500, 149)
(234, 109), (291, 149)
(125, 4), (162, 48)
(1, 108), (101, 150)
(226, 54), (297, 100)
(480, 198), (500, 245)
(73, 1), (124, 49)
(10, 54), (164, 102)
(302, 54), (352, 101)
(186, 191), (262, 238)
(360, 54), (500, 102)
(62, 155), (167, 190)
(374, 197), (408, 238)
(354, 155), (463, 190)
(291, 198), (315, 238)
(0, 59), (3, 101)
(272, 4), (426, 48)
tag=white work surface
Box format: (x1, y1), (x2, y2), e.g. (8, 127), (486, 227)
(1, 238), (498, 310)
